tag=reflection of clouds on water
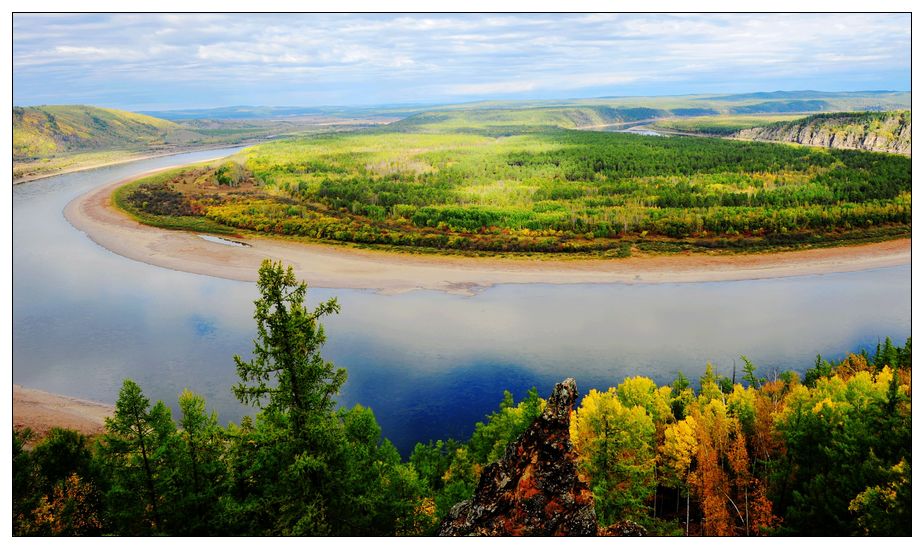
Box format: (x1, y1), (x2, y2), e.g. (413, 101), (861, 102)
(13, 150), (912, 455)
(190, 316), (217, 338)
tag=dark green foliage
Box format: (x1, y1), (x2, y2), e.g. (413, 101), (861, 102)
(774, 368), (911, 535)
(730, 100), (828, 114)
(669, 372), (694, 419)
(406, 388), (546, 527)
(31, 429), (94, 488)
(233, 259), (346, 438)
(161, 390), (227, 535)
(12, 429), (38, 535)
(803, 354), (835, 388)
(468, 388), (543, 464)
(97, 380), (177, 534)
(328, 405), (426, 535)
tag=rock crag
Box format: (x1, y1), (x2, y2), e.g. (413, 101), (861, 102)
(735, 111), (911, 155)
(438, 378), (597, 536)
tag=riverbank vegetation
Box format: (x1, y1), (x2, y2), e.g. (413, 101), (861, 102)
(12, 262), (912, 536)
(115, 120), (911, 256)
(651, 114), (808, 136)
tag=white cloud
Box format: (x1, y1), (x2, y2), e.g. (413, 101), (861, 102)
(12, 13), (911, 109)
(448, 80), (539, 95)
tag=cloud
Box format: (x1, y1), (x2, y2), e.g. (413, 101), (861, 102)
(448, 80), (539, 95)
(12, 13), (911, 110)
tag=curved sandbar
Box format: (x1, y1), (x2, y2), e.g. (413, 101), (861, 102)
(64, 167), (911, 295)
(14, 385), (113, 442)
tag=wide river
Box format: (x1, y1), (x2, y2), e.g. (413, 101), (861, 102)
(13, 148), (911, 455)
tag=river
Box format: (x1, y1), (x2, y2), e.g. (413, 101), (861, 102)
(12, 148), (911, 455)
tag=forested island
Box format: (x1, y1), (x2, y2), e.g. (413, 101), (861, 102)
(13, 262), (912, 536)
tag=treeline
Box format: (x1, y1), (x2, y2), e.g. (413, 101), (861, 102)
(13, 263), (912, 535)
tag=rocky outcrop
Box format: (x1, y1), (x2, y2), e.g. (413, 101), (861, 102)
(735, 111), (911, 155)
(438, 378), (597, 536)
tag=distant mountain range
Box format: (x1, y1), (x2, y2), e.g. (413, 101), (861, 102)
(140, 90), (910, 121)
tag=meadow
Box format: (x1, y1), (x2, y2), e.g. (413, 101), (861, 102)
(117, 114), (911, 256)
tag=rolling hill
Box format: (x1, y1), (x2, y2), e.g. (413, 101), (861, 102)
(12, 105), (200, 159)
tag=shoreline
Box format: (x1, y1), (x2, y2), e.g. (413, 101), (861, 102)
(13, 385), (114, 444)
(63, 167), (911, 295)
(13, 142), (256, 185)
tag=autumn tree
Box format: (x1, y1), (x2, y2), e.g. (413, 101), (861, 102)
(571, 387), (657, 525)
(29, 473), (102, 536)
(773, 364), (911, 535)
(687, 401), (735, 536)
(659, 416), (697, 534)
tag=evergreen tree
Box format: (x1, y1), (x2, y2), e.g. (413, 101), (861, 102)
(99, 379), (176, 534)
(233, 259), (346, 440)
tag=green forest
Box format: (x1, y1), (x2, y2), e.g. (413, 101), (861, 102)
(117, 120), (911, 256)
(13, 261), (912, 536)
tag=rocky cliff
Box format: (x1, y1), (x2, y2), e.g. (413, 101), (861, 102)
(438, 378), (598, 536)
(734, 111), (911, 155)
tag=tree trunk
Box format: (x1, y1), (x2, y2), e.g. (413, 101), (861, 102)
(136, 425), (160, 530)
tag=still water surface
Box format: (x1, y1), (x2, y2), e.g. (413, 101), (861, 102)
(12, 149), (911, 455)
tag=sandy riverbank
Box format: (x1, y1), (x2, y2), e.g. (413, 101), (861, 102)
(63, 168), (911, 295)
(13, 385), (113, 443)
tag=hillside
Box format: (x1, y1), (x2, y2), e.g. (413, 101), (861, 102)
(12, 105), (387, 183)
(388, 106), (668, 134)
(387, 90), (910, 136)
(734, 111), (911, 154)
(12, 105), (199, 159)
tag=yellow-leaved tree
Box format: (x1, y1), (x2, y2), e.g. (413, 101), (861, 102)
(570, 386), (657, 526)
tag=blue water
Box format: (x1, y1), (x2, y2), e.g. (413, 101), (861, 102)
(12, 150), (912, 455)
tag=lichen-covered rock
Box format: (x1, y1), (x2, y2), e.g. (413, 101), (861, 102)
(438, 378), (597, 536)
(598, 520), (648, 536)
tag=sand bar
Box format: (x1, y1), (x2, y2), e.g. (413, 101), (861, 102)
(63, 166), (911, 295)
(13, 385), (113, 444)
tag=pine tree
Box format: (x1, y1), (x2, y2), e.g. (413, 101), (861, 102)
(233, 259), (346, 441)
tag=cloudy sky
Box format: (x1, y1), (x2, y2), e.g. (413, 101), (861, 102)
(13, 13), (911, 110)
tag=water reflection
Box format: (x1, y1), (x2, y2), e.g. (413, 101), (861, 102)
(13, 150), (911, 455)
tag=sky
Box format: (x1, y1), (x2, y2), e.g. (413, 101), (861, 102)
(12, 13), (912, 111)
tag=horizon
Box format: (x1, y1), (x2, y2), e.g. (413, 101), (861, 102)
(13, 13), (911, 111)
(13, 88), (913, 114)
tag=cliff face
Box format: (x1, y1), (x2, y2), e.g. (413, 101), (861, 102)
(438, 378), (598, 536)
(734, 111), (911, 155)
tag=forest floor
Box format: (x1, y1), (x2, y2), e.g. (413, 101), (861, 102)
(64, 168), (911, 296)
